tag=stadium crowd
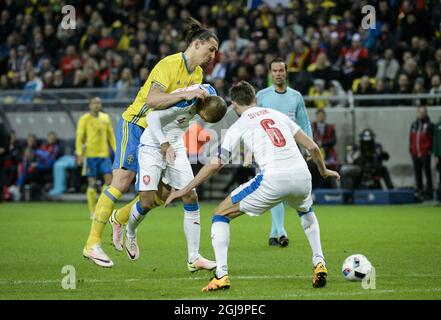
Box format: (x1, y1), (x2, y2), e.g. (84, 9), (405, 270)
(1, 0), (441, 106)
(1, 0), (441, 203)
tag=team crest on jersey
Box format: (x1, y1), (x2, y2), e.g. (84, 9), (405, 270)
(127, 154), (134, 165)
(177, 116), (186, 124)
(143, 175), (150, 185)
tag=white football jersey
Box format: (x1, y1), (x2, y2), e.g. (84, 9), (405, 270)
(220, 106), (308, 172)
(140, 84), (216, 150)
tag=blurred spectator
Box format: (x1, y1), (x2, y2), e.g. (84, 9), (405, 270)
(376, 48), (400, 86)
(0, 123), (10, 201)
(19, 68), (43, 102)
(251, 64), (267, 91)
(328, 80), (346, 108)
(3, 130), (22, 189)
(433, 116), (441, 205)
(356, 76), (375, 106)
(341, 33), (369, 90)
(116, 68), (133, 99)
(16, 133), (39, 188)
(17, 132), (61, 189)
(307, 52), (337, 86)
(287, 39), (310, 75)
(325, 31), (343, 70)
(310, 109), (338, 188)
(0, 0), (440, 101)
(212, 78), (228, 100)
(219, 28), (249, 55)
(393, 74), (413, 106)
(428, 74), (441, 106)
(59, 45), (81, 78)
(409, 106), (434, 200)
(308, 79), (329, 109)
(412, 77), (427, 106)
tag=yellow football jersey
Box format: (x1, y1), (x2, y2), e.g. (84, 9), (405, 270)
(122, 52), (203, 128)
(76, 112), (116, 158)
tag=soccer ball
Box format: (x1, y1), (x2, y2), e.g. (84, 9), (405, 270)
(342, 254), (372, 281)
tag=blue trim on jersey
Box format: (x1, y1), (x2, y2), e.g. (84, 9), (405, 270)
(231, 174), (264, 204)
(136, 201), (148, 215)
(104, 189), (117, 202)
(297, 207), (313, 217)
(184, 203), (200, 212)
(212, 215), (230, 224)
(175, 99), (196, 108)
(182, 52), (193, 74)
(201, 84), (217, 96)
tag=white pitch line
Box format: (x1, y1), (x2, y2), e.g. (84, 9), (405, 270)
(201, 288), (441, 300)
(0, 273), (440, 286)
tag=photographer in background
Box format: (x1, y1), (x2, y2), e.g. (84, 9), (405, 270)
(341, 128), (394, 190)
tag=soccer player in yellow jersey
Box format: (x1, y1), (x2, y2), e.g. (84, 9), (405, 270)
(76, 97), (116, 219)
(83, 17), (219, 268)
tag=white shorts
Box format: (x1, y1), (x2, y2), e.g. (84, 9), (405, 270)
(136, 145), (194, 191)
(230, 169), (313, 216)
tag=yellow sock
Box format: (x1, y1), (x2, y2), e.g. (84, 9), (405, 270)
(86, 187), (97, 217)
(115, 195), (139, 225)
(86, 185), (122, 249)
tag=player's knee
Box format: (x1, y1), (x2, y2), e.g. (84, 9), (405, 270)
(182, 190), (198, 204)
(139, 193), (156, 211)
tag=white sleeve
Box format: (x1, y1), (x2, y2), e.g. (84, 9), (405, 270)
(145, 109), (175, 145)
(287, 117), (301, 136)
(218, 123), (243, 163)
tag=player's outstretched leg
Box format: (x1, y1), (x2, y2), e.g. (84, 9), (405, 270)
(125, 191), (156, 260)
(270, 202), (289, 247)
(202, 214), (231, 292)
(83, 185), (123, 267)
(182, 191), (216, 273)
(298, 208), (327, 288)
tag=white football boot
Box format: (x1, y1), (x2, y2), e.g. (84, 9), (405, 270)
(109, 209), (125, 251)
(187, 256), (217, 273)
(83, 244), (114, 268)
(125, 233), (140, 261)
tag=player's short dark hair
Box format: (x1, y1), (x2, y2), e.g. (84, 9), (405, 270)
(185, 17), (219, 45)
(229, 81), (256, 106)
(202, 96), (227, 123)
(269, 57), (287, 71)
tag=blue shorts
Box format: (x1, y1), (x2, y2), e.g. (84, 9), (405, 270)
(84, 157), (113, 177)
(112, 118), (144, 173)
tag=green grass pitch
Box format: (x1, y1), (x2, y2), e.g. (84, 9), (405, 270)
(0, 202), (440, 300)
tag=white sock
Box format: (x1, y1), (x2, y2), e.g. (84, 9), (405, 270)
(211, 215), (230, 278)
(183, 203), (201, 263)
(300, 210), (325, 267)
(127, 201), (148, 237)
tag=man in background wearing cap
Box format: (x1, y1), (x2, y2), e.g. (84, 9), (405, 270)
(341, 33), (369, 90)
(256, 57), (312, 247)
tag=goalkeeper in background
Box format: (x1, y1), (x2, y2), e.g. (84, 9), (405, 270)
(76, 97), (116, 219)
(256, 58), (312, 248)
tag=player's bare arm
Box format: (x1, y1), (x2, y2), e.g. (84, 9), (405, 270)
(146, 82), (208, 110)
(165, 157), (223, 206)
(294, 129), (340, 180)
